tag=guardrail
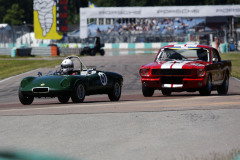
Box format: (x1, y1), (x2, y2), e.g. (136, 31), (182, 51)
(0, 48), (11, 55)
(31, 47), (52, 56)
(0, 42), (200, 56)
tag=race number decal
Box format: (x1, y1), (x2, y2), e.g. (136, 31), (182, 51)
(98, 72), (107, 86)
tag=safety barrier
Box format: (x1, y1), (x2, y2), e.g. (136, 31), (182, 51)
(0, 42), (200, 56)
(31, 47), (52, 56)
(104, 42), (188, 49)
(0, 48), (11, 55)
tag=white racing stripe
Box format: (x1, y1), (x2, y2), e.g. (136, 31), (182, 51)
(173, 84), (183, 88)
(162, 84), (183, 88)
(162, 84), (172, 88)
(160, 61), (189, 69)
(160, 61), (174, 69)
(172, 61), (189, 69)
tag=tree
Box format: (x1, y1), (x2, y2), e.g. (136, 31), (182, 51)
(67, 0), (88, 24)
(3, 3), (25, 25)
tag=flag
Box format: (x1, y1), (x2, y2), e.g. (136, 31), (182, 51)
(88, 1), (97, 8)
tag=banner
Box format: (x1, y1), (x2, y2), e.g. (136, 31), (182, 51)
(34, 0), (63, 39)
(80, 5), (240, 38)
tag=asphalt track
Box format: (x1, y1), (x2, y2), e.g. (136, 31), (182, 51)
(0, 55), (240, 160)
(0, 55), (239, 112)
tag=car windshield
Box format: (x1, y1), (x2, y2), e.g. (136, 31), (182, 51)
(156, 47), (210, 62)
(83, 37), (95, 44)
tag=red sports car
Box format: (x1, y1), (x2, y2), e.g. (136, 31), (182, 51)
(139, 44), (232, 96)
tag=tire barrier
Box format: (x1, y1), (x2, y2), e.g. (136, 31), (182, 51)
(0, 41), (204, 56)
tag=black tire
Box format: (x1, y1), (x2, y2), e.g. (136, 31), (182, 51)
(199, 75), (212, 96)
(162, 89), (172, 96)
(71, 83), (85, 103)
(217, 73), (229, 95)
(58, 96), (70, 103)
(142, 85), (154, 97)
(18, 89), (34, 105)
(80, 50), (85, 56)
(90, 49), (96, 56)
(100, 49), (105, 56)
(108, 82), (121, 101)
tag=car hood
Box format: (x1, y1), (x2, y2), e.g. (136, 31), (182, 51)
(142, 60), (207, 70)
(21, 75), (73, 89)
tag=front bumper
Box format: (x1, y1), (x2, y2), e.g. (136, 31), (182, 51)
(20, 88), (73, 97)
(141, 77), (206, 91)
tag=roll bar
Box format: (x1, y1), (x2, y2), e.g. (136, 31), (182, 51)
(65, 56), (88, 71)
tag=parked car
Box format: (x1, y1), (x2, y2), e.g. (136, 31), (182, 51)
(19, 56), (123, 105)
(80, 37), (105, 56)
(139, 44), (232, 96)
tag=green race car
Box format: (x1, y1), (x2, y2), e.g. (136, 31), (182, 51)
(19, 56), (123, 105)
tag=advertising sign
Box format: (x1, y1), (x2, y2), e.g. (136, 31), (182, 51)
(34, 0), (68, 39)
(80, 5), (240, 38)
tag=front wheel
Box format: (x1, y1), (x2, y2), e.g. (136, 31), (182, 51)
(108, 82), (121, 101)
(217, 73), (229, 95)
(58, 96), (70, 104)
(142, 85), (154, 97)
(18, 89), (34, 105)
(71, 83), (85, 103)
(199, 75), (212, 96)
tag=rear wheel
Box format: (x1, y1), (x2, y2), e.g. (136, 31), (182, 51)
(71, 83), (85, 103)
(58, 96), (70, 103)
(100, 49), (105, 56)
(142, 85), (154, 97)
(80, 50), (85, 56)
(90, 49), (96, 56)
(108, 81), (121, 101)
(18, 89), (34, 105)
(161, 89), (172, 96)
(217, 73), (229, 95)
(199, 75), (212, 96)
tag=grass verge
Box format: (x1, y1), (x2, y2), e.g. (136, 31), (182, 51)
(220, 53), (240, 79)
(0, 59), (62, 80)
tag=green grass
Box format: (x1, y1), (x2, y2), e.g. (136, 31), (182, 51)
(0, 59), (62, 80)
(0, 55), (11, 58)
(220, 52), (240, 79)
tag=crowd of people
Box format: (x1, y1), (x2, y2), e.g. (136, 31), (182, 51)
(89, 17), (205, 36)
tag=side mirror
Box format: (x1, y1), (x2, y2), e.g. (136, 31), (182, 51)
(37, 72), (42, 77)
(212, 58), (218, 63)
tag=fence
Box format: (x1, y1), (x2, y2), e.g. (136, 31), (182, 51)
(0, 25), (216, 45)
(0, 25), (30, 45)
(0, 25), (239, 55)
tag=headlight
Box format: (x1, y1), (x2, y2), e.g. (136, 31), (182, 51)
(197, 69), (205, 77)
(20, 79), (28, 88)
(61, 79), (70, 88)
(139, 68), (150, 76)
(20, 77), (35, 88)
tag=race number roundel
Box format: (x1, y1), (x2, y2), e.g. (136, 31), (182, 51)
(98, 72), (107, 86)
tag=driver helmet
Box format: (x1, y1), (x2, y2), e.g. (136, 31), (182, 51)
(61, 59), (74, 74)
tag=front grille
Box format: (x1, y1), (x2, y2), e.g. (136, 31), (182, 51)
(161, 77), (183, 84)
(152, 69), (191, 76)
(32, 87), (49, 93)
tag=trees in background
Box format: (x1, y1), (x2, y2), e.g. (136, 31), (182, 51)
(0, 0), (32, 25)
(3, 4), (25, 25)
